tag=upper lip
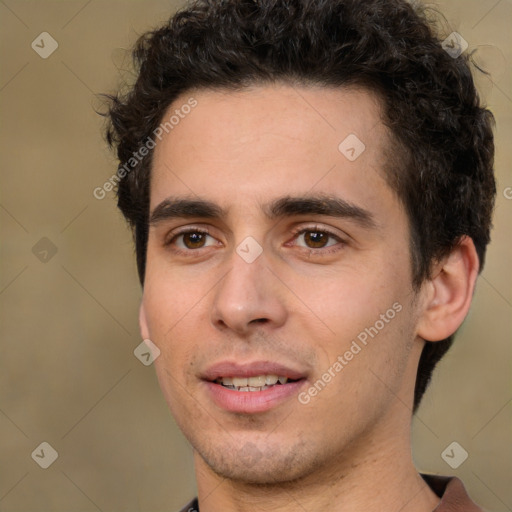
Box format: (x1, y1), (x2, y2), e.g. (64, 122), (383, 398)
(201, 360), (307, 381)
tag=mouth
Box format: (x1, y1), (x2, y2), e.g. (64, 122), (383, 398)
(201, 361), (308, 413)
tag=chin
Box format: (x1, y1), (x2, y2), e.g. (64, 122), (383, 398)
(197, 440), (319, 486)
(210, 460), (301, 485)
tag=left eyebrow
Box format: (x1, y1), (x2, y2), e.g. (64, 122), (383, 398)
(149, 197), (226, 225)
(149, 193), (377, 230)
(263, 194), (377, 229)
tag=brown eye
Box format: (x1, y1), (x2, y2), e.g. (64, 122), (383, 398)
(303, 231), (329, 248)
(182, 232), (207, 249)
(292, 228), (343, 254)
(166, 228), (219, 255)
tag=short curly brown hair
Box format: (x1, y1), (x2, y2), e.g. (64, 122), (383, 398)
(104, 0), (496, 412)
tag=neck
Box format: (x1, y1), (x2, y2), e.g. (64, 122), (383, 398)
(194, 404), (440, 512)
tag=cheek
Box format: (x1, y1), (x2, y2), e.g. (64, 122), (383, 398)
(142, 281), (194, 375)
(143, 254), (201, 335)
(147, 292), (204, 417)
(298, 305), (414, 436)
(295, 265), (401, 331)
(294, 264), (412, 393)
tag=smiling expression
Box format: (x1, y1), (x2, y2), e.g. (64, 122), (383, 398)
(139, 84), (424, 483)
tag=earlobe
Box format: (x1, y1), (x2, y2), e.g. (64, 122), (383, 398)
(139, 302), (150, 340)
(416, 236), (480, 342)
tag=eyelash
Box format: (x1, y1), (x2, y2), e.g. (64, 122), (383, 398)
(165, 225), (345, 257)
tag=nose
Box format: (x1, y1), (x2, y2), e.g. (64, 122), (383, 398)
(210, 249), (287, 336)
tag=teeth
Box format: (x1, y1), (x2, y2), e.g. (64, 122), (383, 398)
(232, 377), (248, 387)
(216, 374), (291, 390)
(236, 386), (270, 392)
(248, 376), (266, 387)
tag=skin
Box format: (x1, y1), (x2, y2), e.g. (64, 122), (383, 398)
(139, 84), (479, 511)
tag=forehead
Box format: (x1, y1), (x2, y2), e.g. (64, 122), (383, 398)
(150, 84), (392, 213)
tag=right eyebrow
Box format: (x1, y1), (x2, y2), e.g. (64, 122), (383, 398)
(149, 197), (227, 225)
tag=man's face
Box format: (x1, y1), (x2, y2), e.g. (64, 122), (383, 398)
(141, 85), (423, 483)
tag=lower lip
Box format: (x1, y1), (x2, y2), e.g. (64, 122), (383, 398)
(204, 380), (306, 414)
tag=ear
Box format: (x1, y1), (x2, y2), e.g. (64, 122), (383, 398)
(416, 236), (480, 342)
(139, 301), (150, 340)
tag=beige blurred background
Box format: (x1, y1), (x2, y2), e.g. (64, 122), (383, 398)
(0, 1), (510, 511)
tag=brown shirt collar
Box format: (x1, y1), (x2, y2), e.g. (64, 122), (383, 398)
(421, 474), (484, 511)
(178, 474), (484, 512)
